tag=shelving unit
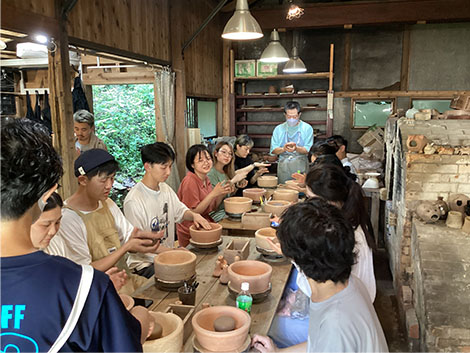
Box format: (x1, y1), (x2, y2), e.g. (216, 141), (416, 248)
(229, 44), (335, 153)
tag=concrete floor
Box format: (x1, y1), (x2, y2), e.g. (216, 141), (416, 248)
(373, 248), (410, 352)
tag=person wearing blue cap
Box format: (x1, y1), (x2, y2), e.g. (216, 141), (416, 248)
(57, 148), (163, 291)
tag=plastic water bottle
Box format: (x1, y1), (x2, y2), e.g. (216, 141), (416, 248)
(236, 282), (253, 314)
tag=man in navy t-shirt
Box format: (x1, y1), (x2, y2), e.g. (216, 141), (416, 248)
(1, 119), (142, 352)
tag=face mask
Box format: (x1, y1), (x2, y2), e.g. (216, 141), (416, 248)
(292, 261), (312, 297)
(287, 118), (299, 127)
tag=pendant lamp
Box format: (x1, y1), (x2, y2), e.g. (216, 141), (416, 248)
(259, 29), (289, 63)
(283, 46), (307, 73)
(222, 0), (263, 40)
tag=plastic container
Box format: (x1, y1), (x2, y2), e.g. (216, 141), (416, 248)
(236, 282), (253, 314)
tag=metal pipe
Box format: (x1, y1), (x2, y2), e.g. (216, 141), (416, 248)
(61, 0), (78, 19)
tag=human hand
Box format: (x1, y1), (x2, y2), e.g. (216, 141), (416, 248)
(236, 179), (248, 188)
(291, 172), (306, 184)
(193, 213), (211, 230)
(231, 172), (247, 185)
(212, 181), (232, 197)
(106, 267), (127, 291)
(266, 237), (282, 255)
(254, 162), (271, 168)
(251, 335), (278, 353)
(255, 167), (269, 177)
(127, 228), (161, 253)
(284, 142), (296, 153)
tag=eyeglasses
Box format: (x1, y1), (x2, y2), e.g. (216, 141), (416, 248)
(218, 149), (233, 157)
(195, 158), (212, 165)
(284, 113), (300, 118)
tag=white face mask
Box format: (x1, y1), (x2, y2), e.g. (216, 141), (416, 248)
(286, 118), (299, 127)
(292, 261), (312, 297)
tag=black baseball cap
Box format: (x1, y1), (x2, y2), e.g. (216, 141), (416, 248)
(74, 149), (115, 177)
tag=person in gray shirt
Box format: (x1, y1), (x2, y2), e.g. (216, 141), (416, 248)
(252, 199), (388, 353)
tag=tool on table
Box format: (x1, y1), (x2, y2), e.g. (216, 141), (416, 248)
(163, 202), (169, 241)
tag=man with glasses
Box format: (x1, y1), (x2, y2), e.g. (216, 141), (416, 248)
(270, 101), (313, 183)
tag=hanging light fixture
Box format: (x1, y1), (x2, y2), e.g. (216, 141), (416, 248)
(259, 29), (289, 63)
(286, 1), (304, 20)
(0, 40), (7, 50)
(283, 46), (307, 73)
(222, 0), (263, 40)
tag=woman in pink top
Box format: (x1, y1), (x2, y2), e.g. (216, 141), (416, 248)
(177, 144), (231, 246)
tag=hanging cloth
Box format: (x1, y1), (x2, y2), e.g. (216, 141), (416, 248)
(34, 90), (42, 122)
(42, 91), (53, 134)
(25, 92), (35, 120)
(72, 75), (90, 112)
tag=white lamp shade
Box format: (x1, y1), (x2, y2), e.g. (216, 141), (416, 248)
(260, 29), (289, 63)
(283, 57), (307, 73)
(222, 0), (263, 40)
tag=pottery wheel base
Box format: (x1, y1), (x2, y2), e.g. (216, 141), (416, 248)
(256, 246), (286, 263)
(154, 273), (196, 292)
(190, 238), (223, 250)
(192, 335), (251, 353)
(227, 281), (271, 304)
(226, 212), (243, 221)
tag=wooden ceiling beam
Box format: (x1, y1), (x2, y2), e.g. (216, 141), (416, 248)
(251, 0), (470, 29)
(1, 3), (59, 37)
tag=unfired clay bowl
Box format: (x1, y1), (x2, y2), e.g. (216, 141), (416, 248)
(257, 175), (278, 188)
(263, 200), (291, 216)
(192, 306), (251, 352)
(243, 188), (266, 202)
(144, 311), (184, 353)
(273, 188), (299, 203)
(255, 227), (277, 250)
(189, 222), (222, 243)
(119, 294), (135, 310)
(154, 250), (197, 282)
(228, 260), (272, 294)
(224, 197), (253, 214)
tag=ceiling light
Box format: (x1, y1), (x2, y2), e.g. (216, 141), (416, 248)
(287, 3), (304, 20)
(260, 29), (289, 63)
(283, 46), (307, 73)
(222, 0), (263, 40)
(34, 34), (48, 44)
(0, 40), (6, 50)
(16, 42), (48, 59)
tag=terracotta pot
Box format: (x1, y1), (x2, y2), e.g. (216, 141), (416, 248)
(189, 222), (222, 243)
(416, 201), (440, 223)
(462, 216), (470, 234)
(434, 196), (449, 220)
(154, 250), (197, 282)
(144, 311), (184, 353)
(273, 188), (299, 203)
(263, 200), (291, 216)
(448, 194), (470, 214)
(119, 294), (134, 310)
(257, 175), (278, 188)
(407, 135), (428, 153)
(131, 306), (152, 344)
(255, 227), (277, 250)
(192, 306), (251, 352)
(228, 260), (272, 294)
(243, 188), (266, 202)
(224, 197), (252, 214)
(446, 211), (463, 229)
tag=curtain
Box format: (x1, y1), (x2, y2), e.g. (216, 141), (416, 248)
(154, 68), (180, 191)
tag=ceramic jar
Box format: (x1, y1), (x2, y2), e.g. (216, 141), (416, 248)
(263, 200), (291, 216)
(257, 175), (278, 188)
(189, 222), (222, 243)
(446, 211), (463, 229)
(416, 201), (441, 223)
(192, 306), (251, 352)
(224, 197), (253, 215)
(462, 216), (470, 234)
(273, 189), (299, 203)
(119, 294), (134, 310)
(448, 194), (470, 214)
(255, 227), (277, 250)
(407, 135), (428, 153)
(228, 260), (272, 294)
(434, 196), (449, 219)
(243, 188), (266, 203)
(144, 312), (184, 353)
(154, 250), (197, 282)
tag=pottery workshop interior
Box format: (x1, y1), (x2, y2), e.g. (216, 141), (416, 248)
(1, 1), (470, 352)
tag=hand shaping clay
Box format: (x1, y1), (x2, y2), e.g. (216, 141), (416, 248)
(148, 321), (163, 340)
(214, 315), (236, 332)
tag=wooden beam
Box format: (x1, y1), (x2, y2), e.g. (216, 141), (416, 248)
(222, 40), (231, 136)
(335, 90), (469, 98)
(82, 69), (155, 85)
(251, 0), (470, 29)
(400, 28), (411, 91)
(1, 3), (59, 37)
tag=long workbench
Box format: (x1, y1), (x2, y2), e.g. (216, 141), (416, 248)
(132, 236), (291, 352)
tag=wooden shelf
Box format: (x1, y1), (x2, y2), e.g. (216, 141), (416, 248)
(236, 106), (326, 113)
(236, 93), (327, 99)
(234, 72), (331, 82)
(236, 120), (327, 126)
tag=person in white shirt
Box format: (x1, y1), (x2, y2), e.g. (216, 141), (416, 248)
(124, 142), (211, 278)
(327, 134), (358, 176)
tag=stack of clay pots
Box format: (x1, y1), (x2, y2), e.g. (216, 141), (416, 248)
(228, 260), (272, 294)
(154, 250), (197, 282)
(224, 197), (252, 215)
(189, 222), (222, 244)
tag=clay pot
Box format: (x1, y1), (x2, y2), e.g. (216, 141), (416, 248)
(144, 311), (184, 353)
(268, 85), (277, 93)
(189, 222), (222, 243)
(119, 294), (135, 310)
(192, 306), (251, 352)
(448, 194), (470, 214)
(285, 180), (300, 187)
(255, 227), (277, 250)
(243, 188), (266, 202)
(407, 135), (428, 153)
(434, 196), (449, 220)
(228, 260), (272, 294)
(273, 188), (299, 203)
(263, 200), (291, 216)
(154, 250), (197, 282)
(224, 197), (253, 215)
(462, 216), (470, 234)
(131, 306), (152, 344)
(416, 201), (440, 223)
(446, 211), (463, 229)
(257, 175), (278, 188)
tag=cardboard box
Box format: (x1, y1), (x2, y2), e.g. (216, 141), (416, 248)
(451, 94), (470, 110)
(235, 60), (256, 77)
(256, 60), (278, 76)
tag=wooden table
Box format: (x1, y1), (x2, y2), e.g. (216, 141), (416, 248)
(133, 236), (291, 352)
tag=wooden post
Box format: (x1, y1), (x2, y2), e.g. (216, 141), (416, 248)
(400, 28), (411, 91)
(222, 40), (231, 136)
(48, 4), (77, 199)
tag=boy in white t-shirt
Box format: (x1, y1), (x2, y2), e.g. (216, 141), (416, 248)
(124, 142), (210, 278)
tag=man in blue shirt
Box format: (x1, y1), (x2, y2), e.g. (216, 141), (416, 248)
(1, 119), (142, 352)
(270, 101), (313, 183)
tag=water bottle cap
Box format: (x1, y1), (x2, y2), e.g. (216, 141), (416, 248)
(241, 282), (249, 291)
